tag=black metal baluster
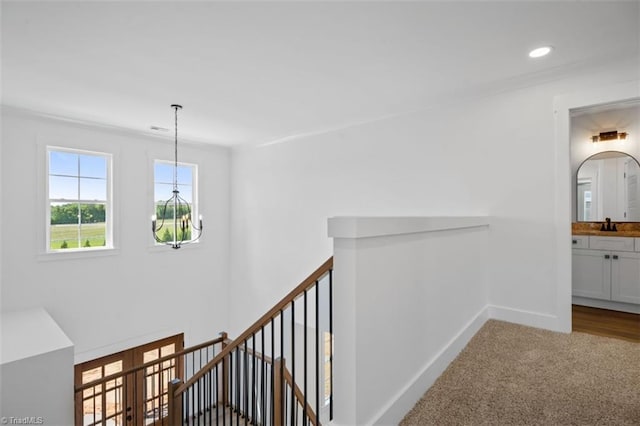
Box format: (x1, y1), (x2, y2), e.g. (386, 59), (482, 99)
(252, 333), (257, 424)
(184, 388), (190, 426)
(211, 367), (214, 425)
(243, 340), (248, 425)
(194, 361), (199, 425)
(261, 326), (266, 426)
(280, 310), (284, 426)
(202, 373), (207, 425)
(205, 373), (208, 424)
(271, 317), (275, 426)
(209, 346), (214, 426)
(205, 370), (209, 425)
(236, 349), (240, 426)
(291, 299), (295, 426)
(200, 349), (204, 424)
(194, 373), (198, 426)
(229, 350), (234, 426)
(315, 280), (320, 426)
(189, 381), (192, 426)
(192, 351), (196, 380)
(214, 364), (221, 426)
(210, 367), (215, 425)
(203, 371), (208, 425)
(304, 289), (308, 426)
(190, 353), (194, 424)
(202, 373), (206, 425)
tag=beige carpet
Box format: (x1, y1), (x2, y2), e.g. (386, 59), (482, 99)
(400, 319), (640, 426)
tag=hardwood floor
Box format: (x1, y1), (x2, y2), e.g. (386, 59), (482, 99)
(572, 305), (640, 343)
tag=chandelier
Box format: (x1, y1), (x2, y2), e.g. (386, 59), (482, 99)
(151, 104), (203, 249)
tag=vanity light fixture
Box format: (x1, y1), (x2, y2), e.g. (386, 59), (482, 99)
(591, 131), (628, 143)
(528, 46), (553, 58)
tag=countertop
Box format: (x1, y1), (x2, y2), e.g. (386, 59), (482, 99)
(572, 222), (640, 238)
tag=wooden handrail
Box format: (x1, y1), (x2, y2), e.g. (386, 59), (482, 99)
(176, 256), (333, 394)
(75, 333), (227, 393)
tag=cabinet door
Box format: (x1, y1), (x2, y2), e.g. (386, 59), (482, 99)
(611, 251), (640, 304)
(572, 249), (611, 300)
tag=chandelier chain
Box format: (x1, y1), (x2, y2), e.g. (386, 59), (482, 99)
(174, 105), (179, 191)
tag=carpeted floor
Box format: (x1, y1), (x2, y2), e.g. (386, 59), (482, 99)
(400, 319), (640, 425)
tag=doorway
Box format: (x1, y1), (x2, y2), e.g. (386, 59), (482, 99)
(569, 97), (640, 331)
(74, 333), (184, 426)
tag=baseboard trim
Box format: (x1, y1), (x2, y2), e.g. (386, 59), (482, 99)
(488, 304), (563, 332)
(369, 306), (490, 426)
(572, 297), (640, 314)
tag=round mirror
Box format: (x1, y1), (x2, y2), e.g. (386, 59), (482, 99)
(576, 151), (640, 222)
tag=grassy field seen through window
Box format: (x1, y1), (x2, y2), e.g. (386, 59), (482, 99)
(50, 223), (106, 250)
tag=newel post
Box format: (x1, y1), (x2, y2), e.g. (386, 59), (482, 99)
(274, 358), (285, 426)
(220, 332), (229, 407)
(168, 378), (183, 425)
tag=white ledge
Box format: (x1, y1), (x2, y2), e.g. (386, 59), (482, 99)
(1, 308), (73, 365)
(328, 216), (490, 239)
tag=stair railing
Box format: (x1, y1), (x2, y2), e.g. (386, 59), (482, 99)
(169, 257), (334, 425)
(74, 334), (228, 426)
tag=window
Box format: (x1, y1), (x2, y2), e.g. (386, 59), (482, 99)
(324, 331), (333, 406)
(153, 160), (198, 244)
(47, 148), (112, 252)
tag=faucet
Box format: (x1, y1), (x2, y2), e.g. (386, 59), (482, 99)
(600, 217), (617, 232)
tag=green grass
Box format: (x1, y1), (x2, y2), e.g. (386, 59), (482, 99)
(154, 225), (192, 243)
(50, 223), (106, 250)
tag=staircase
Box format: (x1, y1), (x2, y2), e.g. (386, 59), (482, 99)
(75, 258), (333, 426)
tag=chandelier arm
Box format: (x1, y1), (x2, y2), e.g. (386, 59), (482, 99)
(175, 227), (202, 246)
(153, 198), (174, 233)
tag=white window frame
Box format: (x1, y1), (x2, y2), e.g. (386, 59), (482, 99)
(46, 146), (114, 253)
(152, 159), (200, 247)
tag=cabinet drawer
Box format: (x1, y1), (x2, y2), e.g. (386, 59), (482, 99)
(571, 235), (589, 249)
(589, 236), (635, 252)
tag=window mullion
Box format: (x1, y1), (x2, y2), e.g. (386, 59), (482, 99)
(77, 156), (82, 249)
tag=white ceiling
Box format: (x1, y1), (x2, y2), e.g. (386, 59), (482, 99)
(2, 1), (639, 147)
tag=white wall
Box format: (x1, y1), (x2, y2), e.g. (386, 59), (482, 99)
(230, 59), (640, 335)
(0, 108), (230, 362)
(229, 98), (490, 334)
(1, 308), (74, 424)
(330, 217), (490, 426)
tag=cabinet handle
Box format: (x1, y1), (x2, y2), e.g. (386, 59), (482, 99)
(604, 255), (610, 259)
(572, 239), (577, 244)
(613, 255), (619, 260)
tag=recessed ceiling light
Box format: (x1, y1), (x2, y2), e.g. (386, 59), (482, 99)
(529, 46), (553, 58)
